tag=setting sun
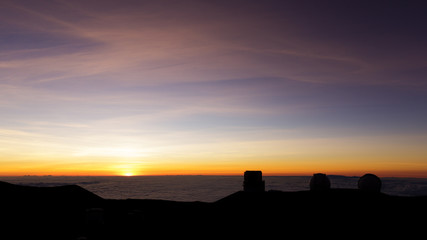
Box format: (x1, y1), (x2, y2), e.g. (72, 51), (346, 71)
(123, 172), (134, 177)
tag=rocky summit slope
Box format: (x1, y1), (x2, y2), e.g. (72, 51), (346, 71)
(0, 181), (426, 239)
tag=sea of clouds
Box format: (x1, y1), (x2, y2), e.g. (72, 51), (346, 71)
(1, 175), (426, 202)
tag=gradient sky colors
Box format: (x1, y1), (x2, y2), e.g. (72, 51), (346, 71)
(1, 0), (427, 177)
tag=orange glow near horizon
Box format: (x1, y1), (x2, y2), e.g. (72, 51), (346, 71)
(1, 155), (426, 178)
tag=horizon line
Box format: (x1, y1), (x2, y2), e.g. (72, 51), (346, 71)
(0, 174), (426, 179)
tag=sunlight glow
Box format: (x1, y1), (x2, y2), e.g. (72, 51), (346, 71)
(73, 147), (150, 158)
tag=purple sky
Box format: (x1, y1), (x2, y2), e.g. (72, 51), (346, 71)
(1, 0), (426, 176)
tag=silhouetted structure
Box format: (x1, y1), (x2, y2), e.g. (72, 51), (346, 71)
(243, 171), (265, 192)
(86, 208), (104, 226)
(309, 173), (331, 191)
(358, 173), (382, 192)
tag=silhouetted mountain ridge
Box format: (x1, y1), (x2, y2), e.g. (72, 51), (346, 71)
(0, 181), (426, 239)
(0, 180), (103, 204)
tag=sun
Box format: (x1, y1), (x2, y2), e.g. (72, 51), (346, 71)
(115, 163), (141, 176)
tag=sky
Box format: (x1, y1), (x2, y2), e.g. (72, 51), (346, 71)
(1, 0), (427, 177)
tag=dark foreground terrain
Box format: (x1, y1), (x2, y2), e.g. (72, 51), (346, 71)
(0, 180), (426, 239)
